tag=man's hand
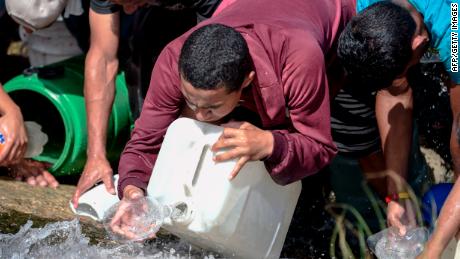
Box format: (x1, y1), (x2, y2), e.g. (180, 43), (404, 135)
(72, 156), (114, 208)
(109, 185), (156, 241)
(0, 108), (27, 166)
(9, 159), (59, 188)
(387, 199), (417, 236)
(211, 122), (274, 180)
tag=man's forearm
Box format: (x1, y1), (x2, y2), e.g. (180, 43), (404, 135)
(422, 85), (460, 256)
(450, 120), (460, 175)
(0, 85), (21, 116)
(375, 83), (413, 194)
(426, 179), (460, 256)
(85, 96), (114, 157)
(84, 55), (118, 157)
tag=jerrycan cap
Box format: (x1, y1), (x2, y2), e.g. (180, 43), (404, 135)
(167, 200), (194, 225)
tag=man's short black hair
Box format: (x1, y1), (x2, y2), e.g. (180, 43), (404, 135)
(179, 23), (251, 92)
(337, 1), (416, 92)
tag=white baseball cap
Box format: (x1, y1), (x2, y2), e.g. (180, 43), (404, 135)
(5, 0), (68, 31)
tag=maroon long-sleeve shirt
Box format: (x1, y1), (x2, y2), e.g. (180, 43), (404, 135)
(118, 0), (355, 198)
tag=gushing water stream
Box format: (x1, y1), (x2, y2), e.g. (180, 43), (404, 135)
(0, 220), (217, 259)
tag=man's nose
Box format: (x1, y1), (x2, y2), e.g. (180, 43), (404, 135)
(195, 109), (212, 121)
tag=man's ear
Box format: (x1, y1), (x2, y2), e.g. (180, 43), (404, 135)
(242, 71), (255, 88)
(412, 34), (428, 51)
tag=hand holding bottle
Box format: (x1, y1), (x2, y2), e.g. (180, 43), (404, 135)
(0, 108), (27, 166)
(103, 185), (188, 241)
(104, 186), (161, 241)
(0, 121), (48, 164)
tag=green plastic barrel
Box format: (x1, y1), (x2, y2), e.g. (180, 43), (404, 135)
(3, 56), (133, 176)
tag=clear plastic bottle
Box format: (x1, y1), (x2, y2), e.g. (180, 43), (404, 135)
(0, 121), (48, 158)
(102, 197), (188, 241)
(368, 227), (428, 259)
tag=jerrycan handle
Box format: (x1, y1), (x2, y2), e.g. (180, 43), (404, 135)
(183, 143), (210, 197)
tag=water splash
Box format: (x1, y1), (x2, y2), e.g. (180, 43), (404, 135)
(0, 220), (217, 259)
(411, 62), (453, 165)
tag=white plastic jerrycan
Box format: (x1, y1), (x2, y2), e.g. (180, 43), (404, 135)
(147, 118), (302, 259)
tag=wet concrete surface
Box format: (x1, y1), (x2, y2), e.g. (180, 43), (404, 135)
(0, 175), (110, 245)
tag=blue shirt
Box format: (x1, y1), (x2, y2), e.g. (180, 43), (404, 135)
(357, 0), (460, 84)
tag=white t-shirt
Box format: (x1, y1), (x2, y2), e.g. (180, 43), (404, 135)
(20, 18), (82, 67)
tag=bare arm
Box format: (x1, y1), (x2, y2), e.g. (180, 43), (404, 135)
(450, 84), (460, 176)
(421, 180), (460, 258)
(0, 84), (27, 165)
(376, 78), (413, 196)
(72, 9), (120, 207)
(0, 84), (60, 188)
(420, 83), (460, 258)
(375, 77), (415, 234)
(85, 9), (119, 162)
(0, 84), (20, 115)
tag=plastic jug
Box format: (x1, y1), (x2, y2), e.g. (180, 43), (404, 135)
(146, 118), (302, 259)
(71, 118), (301, 258)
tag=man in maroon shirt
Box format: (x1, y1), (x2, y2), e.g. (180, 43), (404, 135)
(112, 0), (353, 239)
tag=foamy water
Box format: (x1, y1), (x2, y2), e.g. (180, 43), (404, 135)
(0, 220), (217, 259)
